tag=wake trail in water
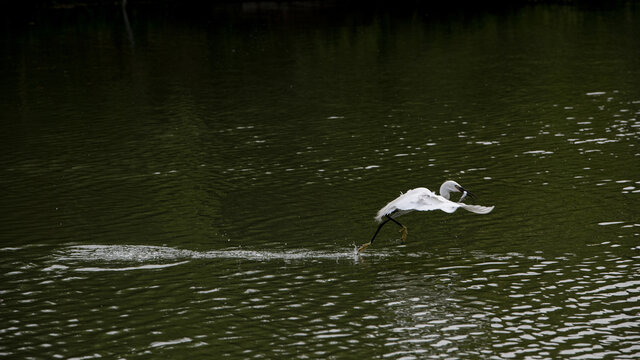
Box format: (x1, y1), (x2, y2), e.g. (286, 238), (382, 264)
(54, 245), (386, 266)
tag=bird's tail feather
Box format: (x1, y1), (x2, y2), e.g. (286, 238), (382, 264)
(460, 204), (494, 214)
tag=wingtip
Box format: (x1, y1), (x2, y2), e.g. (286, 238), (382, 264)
(480, 205), (495, 214)
(461, 204), (495, 214)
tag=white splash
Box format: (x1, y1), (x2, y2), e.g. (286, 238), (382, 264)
(55, 244), (381, 266)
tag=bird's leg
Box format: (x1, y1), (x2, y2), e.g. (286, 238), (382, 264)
(356, 242), (371, 253)
(358, 218), (390, 253)
(399, 226), (408, 243)
(385, 215), (408, 243)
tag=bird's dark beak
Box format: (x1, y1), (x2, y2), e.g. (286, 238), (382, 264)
(456, 185), (475, 198)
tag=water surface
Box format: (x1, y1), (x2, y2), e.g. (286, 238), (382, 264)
(1, 2), (639, 359)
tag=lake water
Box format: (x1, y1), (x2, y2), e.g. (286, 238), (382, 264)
(1, 2), (639, 359)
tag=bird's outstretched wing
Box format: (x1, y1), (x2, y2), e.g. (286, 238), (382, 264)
(375, 187), (494, 222)
(376, 187), (455, 221)
(396, 188), (461, 213)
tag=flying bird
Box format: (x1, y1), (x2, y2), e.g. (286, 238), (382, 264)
(357, 180), (494, 253)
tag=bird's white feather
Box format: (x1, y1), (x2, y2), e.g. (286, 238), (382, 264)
(459, 204), (495, 214)
(374, 187), (494, 222)
(375, 187), (453, 222)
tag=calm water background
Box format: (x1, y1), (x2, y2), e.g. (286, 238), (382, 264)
(1, 2), (639, 359)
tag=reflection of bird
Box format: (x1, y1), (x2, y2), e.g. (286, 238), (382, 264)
(357, 180), (494, 253)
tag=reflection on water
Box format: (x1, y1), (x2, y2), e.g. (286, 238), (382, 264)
(1, 2), (639, 359)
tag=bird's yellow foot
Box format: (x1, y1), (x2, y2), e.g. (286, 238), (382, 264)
(399, 226), (408, 243)
(357, 242), (371, 254)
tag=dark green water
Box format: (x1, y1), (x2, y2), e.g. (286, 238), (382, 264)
(1, 2), (639, 359)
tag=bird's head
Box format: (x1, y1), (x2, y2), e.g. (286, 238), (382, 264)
(440, 180), (475, 200)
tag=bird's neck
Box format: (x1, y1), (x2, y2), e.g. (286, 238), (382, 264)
(439, 182), (453, 199)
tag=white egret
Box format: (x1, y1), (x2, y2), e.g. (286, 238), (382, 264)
(357, 180), (494, 253)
